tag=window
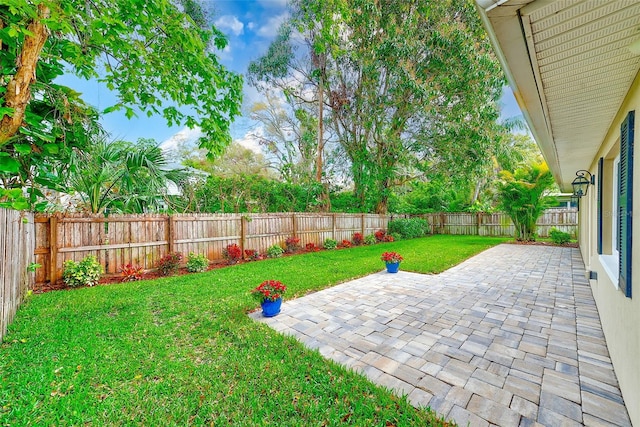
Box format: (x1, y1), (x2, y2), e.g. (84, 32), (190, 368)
(599, 155), (620, 285)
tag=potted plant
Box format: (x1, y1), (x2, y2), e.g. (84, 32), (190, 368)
(252, 280), (287, 317)
(381, 251), (403, 273)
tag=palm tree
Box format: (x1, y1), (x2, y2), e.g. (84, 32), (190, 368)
(67, 137), (185, 213)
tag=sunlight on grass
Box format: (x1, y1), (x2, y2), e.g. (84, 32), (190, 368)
(0, 235), (507, 426)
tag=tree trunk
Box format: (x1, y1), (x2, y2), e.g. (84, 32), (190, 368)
(374, 197), (388, 214)
(0, 3), (50, 146)
(316, 67), (324, 183)
(315, 53), (331, 212)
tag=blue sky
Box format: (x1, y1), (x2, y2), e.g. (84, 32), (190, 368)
(56, 0), (522, 149)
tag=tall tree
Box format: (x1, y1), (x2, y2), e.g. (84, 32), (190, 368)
(247, 7), (346, 210)
(0, 0), (242, 176)
(247, 90), (318, 184)
(251, 0), (504, 213)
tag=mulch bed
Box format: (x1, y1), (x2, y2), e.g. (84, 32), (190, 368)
(32, 252), (299, 294)
(33, 258), (257, 294)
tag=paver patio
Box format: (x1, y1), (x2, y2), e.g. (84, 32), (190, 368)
(250, 244), (632, 426)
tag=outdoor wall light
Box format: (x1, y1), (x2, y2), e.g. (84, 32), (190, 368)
(571, 170), (594, 197)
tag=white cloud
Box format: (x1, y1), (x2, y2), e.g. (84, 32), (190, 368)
(257, 12), (289, 38)
(234, 126), (263, 154)
(160, 126), (203, 154)
(247, 22), (255, 31)
(214, 15), (244, 36)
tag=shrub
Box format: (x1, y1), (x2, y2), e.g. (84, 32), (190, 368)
(305, 242), (320, 252)
(186, 252), (209, 272)
(364, 234), (377, 245)
(323, 238), (338, 250)
(222, 243), (243, 264)
(374, 229), (386, 242)
(385, 235), (395, 242)
(497, 161), (555, 242)
(156, 252), (183, 276)
(339, 239), (352, 249)
(284, 236), (301, 253)
(352, 232), (364, 246)
(244, 249), (260, 260)
(120, 263), (144, 282)
(549, 227), (571, 245)
(388, 218), (429, 239)
(266, 244), (284, 258)
(63, 255), (104, 287)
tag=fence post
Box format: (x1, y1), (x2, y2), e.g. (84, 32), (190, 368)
(240, 215), (247, 255)
(476, 212), (481, 236)
(332, 213), (336, 240)
(361, 213), (366, 236)
(49, 215), (58, 284)
(292, 213), (297, 238)
(167, 215), (175, 254)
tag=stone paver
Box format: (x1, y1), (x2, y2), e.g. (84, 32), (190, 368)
(250, 245), (632, 426)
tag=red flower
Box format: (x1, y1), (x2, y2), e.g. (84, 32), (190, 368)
(380, 251), (403, 263)
(252, 280), (287, 303)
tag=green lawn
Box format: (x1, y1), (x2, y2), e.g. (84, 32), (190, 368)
(0, 235), (507, 426)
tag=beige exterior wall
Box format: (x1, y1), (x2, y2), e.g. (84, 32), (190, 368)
(579, 71), (640, 426)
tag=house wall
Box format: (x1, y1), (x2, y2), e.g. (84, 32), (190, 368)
(580, 71), (640, 426)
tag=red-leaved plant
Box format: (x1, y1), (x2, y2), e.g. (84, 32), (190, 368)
(375, 229), (387, 242)
(252, 280), (287, 303)
(352, 232), (364, 246)
(305, 242), (320, 252)
(339, 239), (352, 248)
(285, 236), (301, 253)
(223, 243), (242, 264)
(381, 251), (403, 264)
(120, 263), (144, 282)
(244, 249), (260, 261)
(156, 252), (183, 276)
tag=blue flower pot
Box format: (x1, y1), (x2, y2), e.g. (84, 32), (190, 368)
(386, 262), (400, 273)
(261, 298), (283, 317)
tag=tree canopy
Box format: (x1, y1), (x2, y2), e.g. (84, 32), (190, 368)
(0, 0), (242, 208)
(249, 0), (506, 213)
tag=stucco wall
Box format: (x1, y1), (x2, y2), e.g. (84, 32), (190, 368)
(580, 71), (640, 426)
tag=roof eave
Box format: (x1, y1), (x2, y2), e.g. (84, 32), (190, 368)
(475, 0), (567, 190)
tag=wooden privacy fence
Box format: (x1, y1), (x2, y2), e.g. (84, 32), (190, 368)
(33, 209), (577, 285)
(34, 212), (389, 285)
(413, 209), (578, 237)
(1, 208), (35, 341)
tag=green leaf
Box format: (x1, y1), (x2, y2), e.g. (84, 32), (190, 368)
(11, 200), (30, 210)
(102, 104), (122, 114)
(0, 106), (14, 118)
(43, 144), (59, 155)
(13, 144), (32, 154)
(19, 126), (56, 142)
(0, 154), (20, 173)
